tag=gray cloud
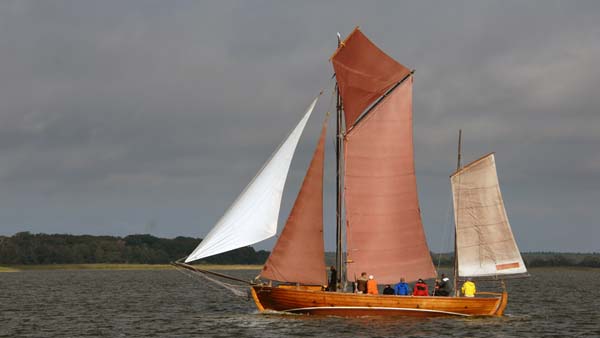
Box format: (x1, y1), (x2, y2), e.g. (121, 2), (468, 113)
(0, 0), (598, 252)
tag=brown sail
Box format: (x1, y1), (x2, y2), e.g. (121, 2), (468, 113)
(260, 119), (328, 285)
(331, 27), (411, 128)
(343, 76), (436, 284)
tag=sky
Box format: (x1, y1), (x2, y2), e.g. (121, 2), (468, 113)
(0, 1), (598, 253)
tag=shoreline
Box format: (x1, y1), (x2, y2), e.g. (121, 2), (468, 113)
(0, 263), (263, 272)
(1, 264), (597, 273)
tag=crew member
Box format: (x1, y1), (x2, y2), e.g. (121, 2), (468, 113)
(394, 277), (410, 296)
(356, 272), (368, 294)
(366, 275), (379, 295)
(461, 278), (476, 297)
(413, 278), (429, 296)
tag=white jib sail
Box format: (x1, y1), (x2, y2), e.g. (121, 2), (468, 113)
(185, 97), (319, 263)
(451, 153), (527, 278)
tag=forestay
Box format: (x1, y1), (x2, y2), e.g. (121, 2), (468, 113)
(451, 153), (527, 278)
(185, 97), (319, 262)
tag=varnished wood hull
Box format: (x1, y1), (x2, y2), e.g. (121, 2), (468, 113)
(251, 285), (507, 317)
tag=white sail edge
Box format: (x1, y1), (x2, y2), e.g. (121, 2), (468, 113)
(451, 153), (528, 278)
(185, 97), (319, 263)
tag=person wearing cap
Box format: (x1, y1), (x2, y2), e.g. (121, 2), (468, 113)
(366, 275), (379, 295)
(413, 278), (429, 296)
(461, 278), (476, 297)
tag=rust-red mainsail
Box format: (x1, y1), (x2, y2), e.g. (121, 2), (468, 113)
(331, 28), (412, 128)
(260, 119), (328, 285)
(343, 76), (436, 284)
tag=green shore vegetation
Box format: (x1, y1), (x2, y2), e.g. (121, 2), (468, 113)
(0, 232), (269, 266)
(0, 263), (263, 272)
(1, 232), (598, 270)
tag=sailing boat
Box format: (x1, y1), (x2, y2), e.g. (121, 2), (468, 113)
(174, 27), (527, 317)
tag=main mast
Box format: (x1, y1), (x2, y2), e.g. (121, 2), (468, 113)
(335, 33), (344, 291)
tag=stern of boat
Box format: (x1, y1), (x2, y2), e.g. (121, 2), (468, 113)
(494, 290), (508, 316)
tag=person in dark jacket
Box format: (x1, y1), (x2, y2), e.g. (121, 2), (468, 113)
(383, 284), (395, 295)
(413, 278), (429, 296)
(434, 273), (450, 296)
(326, 265), (337, 291)
(356, 272), (368, 294)
(394, 277), (410, 296)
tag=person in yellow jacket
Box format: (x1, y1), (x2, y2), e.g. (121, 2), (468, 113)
(366, 275), (379, 295)
(461, 278), (476, 297)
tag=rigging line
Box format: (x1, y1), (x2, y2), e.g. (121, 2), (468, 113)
(173, 263), (247, 297)
(435, 189), (455, 273)
(172, 262), (252, 284)
(327, 78), (338, 149)
(194, 272), (247, 297)
(173, 264), (222, 293)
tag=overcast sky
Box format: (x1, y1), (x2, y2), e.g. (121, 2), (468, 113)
(0, 1), (598, 252)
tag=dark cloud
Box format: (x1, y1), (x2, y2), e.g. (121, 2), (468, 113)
(0, 1), (598, 252)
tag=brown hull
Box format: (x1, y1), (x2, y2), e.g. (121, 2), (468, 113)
(251, 285), (507, 317)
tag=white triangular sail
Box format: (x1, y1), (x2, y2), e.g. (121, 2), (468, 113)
(451, 153), (527, 278)
(185, 97), (318, 263)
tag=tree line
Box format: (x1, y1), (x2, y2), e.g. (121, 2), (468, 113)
(428, 252), (600, 268)
(1, 232), (598, 267)
(0, 232), (269, 265)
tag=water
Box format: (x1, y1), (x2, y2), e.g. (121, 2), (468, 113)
(1, 268), (598, 337)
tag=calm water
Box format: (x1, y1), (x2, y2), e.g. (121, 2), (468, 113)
(1, 268), (598, 337)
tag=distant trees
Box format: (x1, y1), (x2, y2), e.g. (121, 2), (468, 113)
(0, 232), (269, 265)
(426, 251), (600, 268)
(0, 232), (598, 267)
(522, 252), (600, 268)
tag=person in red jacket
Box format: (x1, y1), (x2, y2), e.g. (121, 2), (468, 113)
(413, 278), (429, 296)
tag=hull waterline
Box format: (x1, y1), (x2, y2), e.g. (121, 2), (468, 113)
(251, 285), (507, 317)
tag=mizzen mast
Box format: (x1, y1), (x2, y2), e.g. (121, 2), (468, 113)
(453, 129), (462, 296)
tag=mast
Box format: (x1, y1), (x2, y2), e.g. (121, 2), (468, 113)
(453, 129), (462, 296)
(335, 33), (343, 291)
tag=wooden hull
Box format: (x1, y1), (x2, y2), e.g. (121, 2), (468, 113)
(251, 285), (507, 317)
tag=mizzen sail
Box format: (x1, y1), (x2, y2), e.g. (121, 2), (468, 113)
(185, 97), (319, 262)
(343, 76), (436, 284)
(260, 118), (328, 285)
(451, 153), (527, 278)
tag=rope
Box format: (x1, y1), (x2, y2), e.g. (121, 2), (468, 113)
(435, 190), (455, 273)
(173, 264), (247, 298)
(327, 78), (338, 149)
